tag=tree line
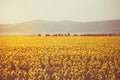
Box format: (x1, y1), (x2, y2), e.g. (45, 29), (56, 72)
(37, 33), (120, 36)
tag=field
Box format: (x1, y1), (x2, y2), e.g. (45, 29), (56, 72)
(0, 36), (120, 80)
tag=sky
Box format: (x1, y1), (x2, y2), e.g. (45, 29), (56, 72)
(0, 0), (120, 24)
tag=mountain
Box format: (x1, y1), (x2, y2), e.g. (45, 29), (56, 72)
(0, 19), (120, 35)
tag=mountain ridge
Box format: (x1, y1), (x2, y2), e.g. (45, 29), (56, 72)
(0, 19), (120, 35)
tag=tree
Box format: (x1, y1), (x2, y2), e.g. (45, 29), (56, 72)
(45, 34), (50, 36)
(38, 34), (41, 36)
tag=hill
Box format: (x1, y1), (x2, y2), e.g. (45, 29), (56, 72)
(0, 19), (120, 35)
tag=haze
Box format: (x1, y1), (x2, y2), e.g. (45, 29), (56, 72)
(0, 0), (120, 24)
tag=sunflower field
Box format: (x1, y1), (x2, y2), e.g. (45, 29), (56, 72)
(0, 36), (120, 80)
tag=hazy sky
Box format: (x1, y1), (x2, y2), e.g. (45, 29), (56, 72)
(0, 0), (120, 24)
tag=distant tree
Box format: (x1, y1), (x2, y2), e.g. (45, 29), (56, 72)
(58, 33), (64, 36)
(108, 33), (112, 36)
(38, 34), (41, 36)
(68, 33), (70, 36)
(45, 34), (50, 36)
(65, 33), (67, 36)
